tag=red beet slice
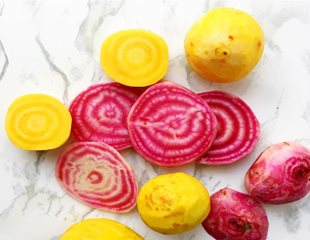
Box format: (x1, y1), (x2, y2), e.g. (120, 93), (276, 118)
(245, 142), (310, 204)
(198, 90), (260, 165)
(202, 188), (269, 240)
(127, 81), (217, 166)
(69, 82), (142, 150)
(55, 142), (138, 212)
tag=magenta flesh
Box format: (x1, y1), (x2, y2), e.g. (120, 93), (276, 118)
(127, 81), (217, 166)
(69, 82), (142, 150)
(245, 142), (310, 204)
(202, 188), (269, 240)
(198, 91), (260, 165)
(55, 142), (138, 212)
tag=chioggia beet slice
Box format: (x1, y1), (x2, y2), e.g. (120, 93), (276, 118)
(127, 81), (217, 166)
(202, 188), (269, 240)
(55, 142), (138, 212)
(245, 142), (310, 204)
(198, 91), (260, 165)
(69, 82), (142, 150)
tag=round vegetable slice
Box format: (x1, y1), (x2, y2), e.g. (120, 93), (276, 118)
(5, 94), (71, 150)
(100, 29), (169, 87)
(202, 188), (269, 240)
(69, 83), (142, 150)
(127, 81), (217, 166)
(198, 90), (260, 165)
(55, 142), (138, 212)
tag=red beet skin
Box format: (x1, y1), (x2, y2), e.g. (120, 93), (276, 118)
(55, 142), (138, 212)
(69, 82), (142, 150)
(198, 91), (260, 165)
(127, 81), (217, 166)
(245, 142), (310, 204)
(202, 188), (269, 240)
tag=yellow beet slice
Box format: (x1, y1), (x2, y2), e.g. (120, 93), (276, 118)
(100, 29), (169, 87)
(137, 172), (211, 234)
(5, 94), (72, 150)
(60, 218), (144, 240)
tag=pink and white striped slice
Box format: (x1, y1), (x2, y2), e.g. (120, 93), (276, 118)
(127, 81), (217, 167)
(55, 142), (138, 212)
(198, 90), (260, 165)
(69, 83), (142, 150)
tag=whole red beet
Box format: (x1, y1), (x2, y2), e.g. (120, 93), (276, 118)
(202, 188), (269, 240)
(245, 142), (310, 204)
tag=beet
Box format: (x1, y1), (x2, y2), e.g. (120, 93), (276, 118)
(202, 188), (269, 240)
(245, 142), (310, 204)
(55, 142), (138, 212)
(69, 82), (142, 150)
(198, 90), (260, 165)
(127, 81), (217, 166)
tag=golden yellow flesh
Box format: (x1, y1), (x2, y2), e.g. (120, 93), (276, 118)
(60, 218), (143, 240)
(185, 8), (264, 83)
(5, 94), (72, 150)
(100, 29), (169, 87)
(137, 172), (211, 234)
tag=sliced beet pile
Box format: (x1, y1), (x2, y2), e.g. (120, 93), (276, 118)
(55, 142), (138, 213)
(127, 81), (217, 167)
(245, 141), (310, 204)
(202, 188), (269, 240)
(69, 82), (142, 150)
(198, 90), (260, 165)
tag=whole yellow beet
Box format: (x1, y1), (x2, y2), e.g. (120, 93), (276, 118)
(60, 218), (143, 240)
(137, 172), (210, 234)
(185, 8), (264, 83)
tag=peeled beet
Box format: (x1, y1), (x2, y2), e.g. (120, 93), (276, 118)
(56, 142), (138, 212)
(198, 90), (260, 165)
(245, 142), (310, 204)
(202, 188), (269, 240)
(127, 81), (217, 166)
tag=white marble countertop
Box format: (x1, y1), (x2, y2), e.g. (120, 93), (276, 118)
(0, 0), (310, 239)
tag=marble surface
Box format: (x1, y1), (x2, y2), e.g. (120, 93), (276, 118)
(0, 0), (310, 239)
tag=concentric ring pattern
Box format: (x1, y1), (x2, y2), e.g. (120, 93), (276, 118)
(198, 91), (260, 165)
(55, 142), (138, 212)
(5, 94), (72, 150)
(69, 83), (142, 150)
(128, 81), (217, 166)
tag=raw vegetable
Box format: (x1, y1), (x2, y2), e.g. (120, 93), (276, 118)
(5, 94), (71, 150)
(100, 29), (169, 87)
(60, 218), (143, 240)
(184, 8), (264, 83)
(55, 142), (138, 212)
(69, 82), (142, 150)
(245, 142), (310, 204)
(202, 188), (269, 240)
(198, 90), (260, 165)
(127, 81), (217, 166)
(137, 172), (210, 234)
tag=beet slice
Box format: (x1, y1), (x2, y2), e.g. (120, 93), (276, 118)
(198, 90), (260, 165)
(245, 142), (310, 204)
(69, 82), (142, 150)
(202, 188), (269, 240)
(127, 81), (217, 166)
(55, 142), (138, 212)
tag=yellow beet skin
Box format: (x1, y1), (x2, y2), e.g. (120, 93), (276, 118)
(60, 219), (143, 240)
(5, 94), (72, 150)
(185, 8), (264, 83)
(137, 172), (211, 234)
(100, 29), (169, 87)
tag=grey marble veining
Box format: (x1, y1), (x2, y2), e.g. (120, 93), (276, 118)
(0, 0), (310, 239)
